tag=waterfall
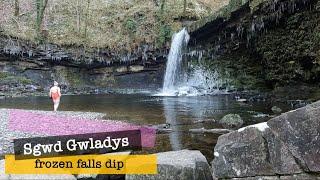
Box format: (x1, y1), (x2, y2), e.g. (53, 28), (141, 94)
(157, 28), (223, 96)
(162, 28), (190, 95)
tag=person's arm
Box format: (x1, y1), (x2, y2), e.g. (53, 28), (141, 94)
(58, 87), (61, 97)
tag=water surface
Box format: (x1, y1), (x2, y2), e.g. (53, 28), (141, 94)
(0, 94), (290, 161)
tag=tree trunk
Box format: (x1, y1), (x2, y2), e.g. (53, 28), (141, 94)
(14, 0), (19, 16)
(36, 0), (42, 31)
(183, 0), (187, 16)
(36, 0), (49, 41)
(160, 0), (165, 14)
(84, 0), (90, 38)
(76, 0), (81, 33)
(40, 0), (48, 30)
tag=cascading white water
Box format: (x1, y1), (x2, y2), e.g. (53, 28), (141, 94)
(162, 28), (190, 95)
(157, 28), (224, 96)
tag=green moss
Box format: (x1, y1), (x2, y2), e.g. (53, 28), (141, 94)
(249, 0), (265, 11)
(0, 72), (10, 79)
(124, 18), (137, 34)
(18, 77), (32, 84)
(188, 0), (248, 32)
(0, 72), (33, 85)
(256, 11), (319, 85)
(156, 24), (173, 47)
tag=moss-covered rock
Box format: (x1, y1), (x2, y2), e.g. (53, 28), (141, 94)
(220, 114), (244, 128)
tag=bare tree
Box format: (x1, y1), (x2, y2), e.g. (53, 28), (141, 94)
(36, 0), (49, 41)
(76, 0), (81, 33)
(84, 0), (90, 38)
(14, 0), (19, 16)
(36, 0), (48, 30)
(160, 0), (165, 14)
(183, 0), (187, 16)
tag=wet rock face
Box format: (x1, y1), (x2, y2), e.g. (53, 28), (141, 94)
(0, 36), (168, 69)
(0, 36), (167, 96)
(126, 150), (213, 180)
(212, 100), (320, 179)
(188, 0), (320, 90)
(0, 58), (164, 97)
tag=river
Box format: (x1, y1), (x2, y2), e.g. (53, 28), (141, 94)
(0, 93), (293, 161)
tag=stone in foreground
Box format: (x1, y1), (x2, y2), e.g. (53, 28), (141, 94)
(212, 100), (320, 179)
(267, 101), (320, 173)
(126, 150), (213, 180)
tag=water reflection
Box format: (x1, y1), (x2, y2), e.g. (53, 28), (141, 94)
(163, 97), (182, 150)
(162, 96), (233, 151)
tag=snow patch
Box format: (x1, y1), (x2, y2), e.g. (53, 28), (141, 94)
(238, 122), (269, 132)
(232, 166), (241, 176)
(214, 152), (219, 157)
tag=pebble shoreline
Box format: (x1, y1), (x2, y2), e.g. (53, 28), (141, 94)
(0, 109), (107, 158)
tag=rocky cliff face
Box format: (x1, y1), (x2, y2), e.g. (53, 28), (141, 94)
(1, 0), (319, 96)
(188, 0), (320, 90)
(212, 100), (320, 179)
(0, 36), (167, 97)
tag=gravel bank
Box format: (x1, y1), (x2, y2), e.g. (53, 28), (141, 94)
(0, 108), (106, 158)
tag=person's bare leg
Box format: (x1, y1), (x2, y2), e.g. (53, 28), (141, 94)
(53, 102), (57, 111)
(53, 100), (60, 111)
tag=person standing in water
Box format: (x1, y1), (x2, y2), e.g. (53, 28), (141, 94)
(49, 81), (61, 111)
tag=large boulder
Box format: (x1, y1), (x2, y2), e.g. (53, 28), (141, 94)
(212, 100), (320, 179)
(212, 124), (302, 178)
(267, 101), (320, 172)
(126, 150), (213, 180)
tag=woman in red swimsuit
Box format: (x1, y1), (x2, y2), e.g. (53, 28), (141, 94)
(49, 81), (61, 111)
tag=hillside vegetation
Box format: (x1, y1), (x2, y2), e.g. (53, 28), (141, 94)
(0, 0), (228, 51)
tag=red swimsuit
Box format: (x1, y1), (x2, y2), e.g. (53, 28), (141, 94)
(51, 90), (60, 101)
